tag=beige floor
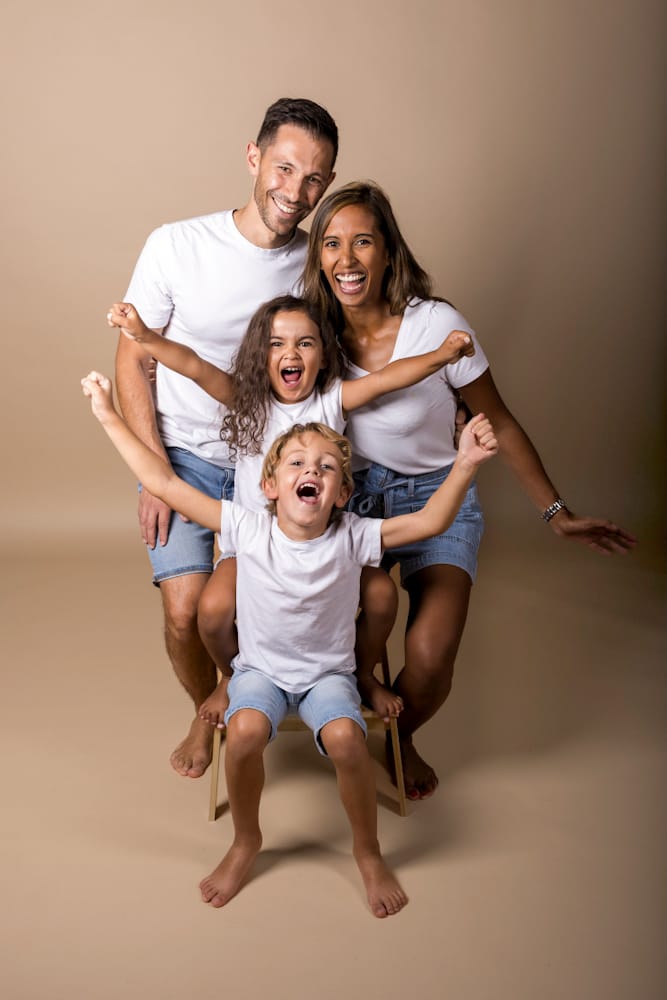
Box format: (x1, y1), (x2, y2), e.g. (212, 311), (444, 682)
(2, 535), (665, 1000)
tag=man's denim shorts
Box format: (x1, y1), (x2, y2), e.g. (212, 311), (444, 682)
(224, 669), (367, 756)
(347, 462), (484, 585)
(141, 447), (235, 586)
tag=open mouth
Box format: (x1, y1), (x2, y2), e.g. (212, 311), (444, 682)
(281, 366), (303, 386)
(297, 482), (320, 501)
(335, 272), (366, 295)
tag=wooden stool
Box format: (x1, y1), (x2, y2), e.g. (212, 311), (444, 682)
(208, 650), (407, 820)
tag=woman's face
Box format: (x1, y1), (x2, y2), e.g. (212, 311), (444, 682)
(319, 204), (390, 310)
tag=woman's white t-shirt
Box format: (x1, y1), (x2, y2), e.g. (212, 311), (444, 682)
(344, 299), (489, 475)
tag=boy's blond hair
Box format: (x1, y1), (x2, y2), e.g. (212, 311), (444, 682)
(261, 422), (354, 522)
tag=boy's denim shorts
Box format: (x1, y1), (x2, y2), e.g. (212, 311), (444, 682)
(140, 447), (235, 586)
(347, 462), (484, 585)
(224, 669), (367, 756)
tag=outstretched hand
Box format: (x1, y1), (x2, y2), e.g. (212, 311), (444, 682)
(458, 413), (498, 467)
(81, 370), (116, 423)
(548, 511), (638, 555)
(439, 330), (475, 365)
(107, 302), (151, 342)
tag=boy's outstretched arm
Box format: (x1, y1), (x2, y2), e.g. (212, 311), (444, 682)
(380, 414), (498, 550)
(81, 371), (222, 533)
(341, 330), (474, 416)
(107, 303), (234, 406)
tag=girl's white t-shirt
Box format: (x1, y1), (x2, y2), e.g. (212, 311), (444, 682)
(234, 381), (345, 512)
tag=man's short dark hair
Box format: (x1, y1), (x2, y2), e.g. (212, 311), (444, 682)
(256, 98), (338, 168)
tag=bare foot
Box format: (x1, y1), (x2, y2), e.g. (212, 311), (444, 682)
(354, 850), (408, 918)
(386, 733), (439, 800)
(199, 675), (230, 729)
(357, 673), (403, 722)
(199, 836), (262, 908)
(169, 716), (214, 778)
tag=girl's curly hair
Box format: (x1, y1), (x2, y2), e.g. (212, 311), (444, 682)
(221, 295), (344, 459)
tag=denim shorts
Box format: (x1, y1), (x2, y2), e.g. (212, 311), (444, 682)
(224, 669), (367, 756)
(141, 447), (235, 586)
(347, 462), (484, 585)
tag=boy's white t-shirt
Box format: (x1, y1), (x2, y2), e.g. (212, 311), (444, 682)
(233, 380), (346, 512)
(344, 298), (490, 474)
(221, 503), (383, 693)
(125, 210), (308, 468)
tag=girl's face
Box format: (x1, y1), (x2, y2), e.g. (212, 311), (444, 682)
(319, 204), (390, 310)
(267, 310), (325, 404)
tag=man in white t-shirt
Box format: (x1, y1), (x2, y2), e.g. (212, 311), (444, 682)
(115, 98), (338, 779)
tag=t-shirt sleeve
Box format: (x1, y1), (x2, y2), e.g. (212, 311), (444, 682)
(346, 513), (383, 567)
(124, 226), (175, 331)
(319, 378), (346, 432)
(435, 302), (490, 390)
(219, 499), (240, 556)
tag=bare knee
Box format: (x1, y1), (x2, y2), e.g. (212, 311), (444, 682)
(226, 710), (271, 758)
(360, 567), (398, 629)
(320, 718), (367, 766)
(198, 560), (237, 637)
(401, 566), (472, 700)
(198, 585), (235, 639)
(161, 582), (204, 643)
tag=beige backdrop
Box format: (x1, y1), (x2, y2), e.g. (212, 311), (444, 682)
(1, 0), (664, 557)
(2, 3), (666, 999)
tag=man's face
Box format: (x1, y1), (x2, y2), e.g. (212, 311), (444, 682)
(248, 124), (336, 240)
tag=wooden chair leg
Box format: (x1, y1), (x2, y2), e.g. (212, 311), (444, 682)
(387, 717), (407, 816)
(382, 648), (407, 817)
(208, 726), (222, 822)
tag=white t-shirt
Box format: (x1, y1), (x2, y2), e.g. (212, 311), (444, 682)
(125, 210), (308, 467)
(344, 298), (490, 474)
(221, 503), (383, 693)
(234, 380), (346, 511)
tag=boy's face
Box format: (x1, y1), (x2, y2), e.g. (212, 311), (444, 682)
(262, 431), (351, 539)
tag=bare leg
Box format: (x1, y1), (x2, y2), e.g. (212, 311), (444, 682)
(199, 674), (231, 729)
(355, 567), (402, 720)
(160, 573), (218, 778)
(320, 718), (408, 918)
(391, 564), (471, 800)
(197, 559), (239, 674)
(199, 709), (269, 908)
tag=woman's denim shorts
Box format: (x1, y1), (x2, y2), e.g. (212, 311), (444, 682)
(347, 462), (484, 585)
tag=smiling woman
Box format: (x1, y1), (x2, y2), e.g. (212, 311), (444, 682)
(302, 180), (638, 801)
(320, 205), (390, 305)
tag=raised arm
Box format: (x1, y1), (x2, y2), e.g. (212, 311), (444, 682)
(459, 369), (637, 554)
(381, 414), (498, 549)
(115, 323), (176, 547)
(341, 330), (474, 415)
(82, 372), (222, 534)
(108, 303), (234, 405)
